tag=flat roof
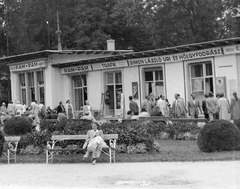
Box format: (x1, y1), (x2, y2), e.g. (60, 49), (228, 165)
(0, 50), (133, 64)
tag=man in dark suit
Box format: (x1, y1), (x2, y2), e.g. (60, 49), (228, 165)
(129, 96), (139, 115)
(206, 92), (219, 121)
(172, 93), (187, 118)
(202, 94), (209, 120)
(188, 93), (202, 118)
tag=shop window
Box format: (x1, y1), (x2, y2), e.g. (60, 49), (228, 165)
(18, 70), (45, 106)
(73, 75), (87, 111)
(28, 72), (35, 103)
(190, 61), (213, 100)
(144, 67), (164, 97)
(37, 71), (45, 104)
(19, 73), (26, 104)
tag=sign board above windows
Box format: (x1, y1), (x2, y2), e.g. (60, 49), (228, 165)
(61, 65), (92, 74)
(223, 45), (240, 54)
(128, 48), (222, 66)
(60, 48), (222, 74)
(10, 60), (47, 72)
(92, 60), (128, 70)
(61, 60), (128, 74)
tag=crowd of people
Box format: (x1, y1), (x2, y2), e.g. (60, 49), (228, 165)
(127, 91), (240, 123)
(0, 99), (80, 131)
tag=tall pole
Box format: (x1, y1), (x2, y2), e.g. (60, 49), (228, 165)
(46, 21), (50, 49)
(56, 11), (62, 51)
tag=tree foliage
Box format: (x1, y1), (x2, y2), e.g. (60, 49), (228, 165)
(0, 0), (240, 101)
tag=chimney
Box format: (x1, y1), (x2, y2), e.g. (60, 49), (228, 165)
(107, 39), (115, 51)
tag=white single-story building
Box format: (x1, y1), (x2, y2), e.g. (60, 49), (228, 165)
(1, 38), (240, 118)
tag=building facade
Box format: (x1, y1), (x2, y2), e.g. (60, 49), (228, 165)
(1, 38), (240, 118)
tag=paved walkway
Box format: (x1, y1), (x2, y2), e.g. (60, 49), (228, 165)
(0, 161), (240, 189)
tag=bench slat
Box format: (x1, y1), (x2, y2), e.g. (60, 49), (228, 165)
(51, 134), (118, 141)
(5, 136), (21, 141)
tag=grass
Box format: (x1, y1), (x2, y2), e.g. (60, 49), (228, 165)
(1, 139), (240, 164)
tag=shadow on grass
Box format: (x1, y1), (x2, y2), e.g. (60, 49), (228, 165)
(1, 139), (240, 164)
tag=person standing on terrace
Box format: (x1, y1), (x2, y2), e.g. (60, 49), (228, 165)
(129, 96), (139, 115)
(65, 100), (75, 119)
(230, 92), (240, 123)
(188, 93), (202, 118)
(83, 100), (92, 116)
(172, 93), (187, 118)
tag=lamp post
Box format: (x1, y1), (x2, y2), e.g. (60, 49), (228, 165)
(46, 21), (50, 49)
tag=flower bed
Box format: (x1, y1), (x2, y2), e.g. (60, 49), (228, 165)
(16, 119), (202, 154)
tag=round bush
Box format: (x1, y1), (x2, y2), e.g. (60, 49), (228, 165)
(4, 116), (32, 135)
(234, 119), (240, 130)
(197, 120), (240, 152)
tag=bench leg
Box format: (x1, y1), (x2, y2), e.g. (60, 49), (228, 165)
(112, 149), (116, 163)
(46, 150), (54, 164)
(14, 151), (16, 163)
(46, 150), (48, 164)
(7, 150), (9, 164)
(109, 148), (112, 163)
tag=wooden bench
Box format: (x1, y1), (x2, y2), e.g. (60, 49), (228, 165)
(2, 136), (21, 164)
(46, 134), (118, 164)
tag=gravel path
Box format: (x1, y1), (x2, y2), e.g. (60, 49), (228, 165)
(0, 161), (239, 189)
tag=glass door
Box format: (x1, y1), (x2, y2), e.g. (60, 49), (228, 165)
(105, 72), (122, 117)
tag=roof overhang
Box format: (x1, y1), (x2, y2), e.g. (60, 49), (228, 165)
(52, 37), (240, 68)
(0, 50), (133, 65)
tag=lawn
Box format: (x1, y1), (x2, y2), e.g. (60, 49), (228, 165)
(1, 139), (240, 164)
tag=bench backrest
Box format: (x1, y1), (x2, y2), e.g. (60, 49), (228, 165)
(5, 136), (21, 142)
(51, 134), (118, 141)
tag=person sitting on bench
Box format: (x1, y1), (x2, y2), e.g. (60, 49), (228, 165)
(83, 122), (108, 165)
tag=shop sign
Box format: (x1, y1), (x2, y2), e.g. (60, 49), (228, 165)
(92, 60), (128, 70)
(10, 60), (47, 72)
(61, 64), (92, 74)
(223, 45), (240, 54)
(128, 47), (222, 66)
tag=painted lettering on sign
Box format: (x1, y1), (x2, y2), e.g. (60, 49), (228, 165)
(223, 45), (240, 54)
(92, 60), (128, 70)
(61, 65), (92, 74)
(102, 62), (117, 68)
(128, 48), (222, 66)
(177, 49), (222, 60)
(129, 56), (171, 66)
(10, 60), (46, 72)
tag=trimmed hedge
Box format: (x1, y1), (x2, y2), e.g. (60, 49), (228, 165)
(4, 116), (32, 135)
(197, 120), (240, 152)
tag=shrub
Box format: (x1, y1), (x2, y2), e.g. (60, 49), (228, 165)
(234, 119), (240, 130)
(18, 129), (52, 150)
(197, 120), (240, 152)
(4, 116), (32, 135)
(101, 121), (165, 151)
